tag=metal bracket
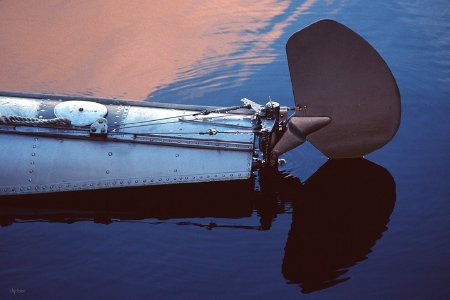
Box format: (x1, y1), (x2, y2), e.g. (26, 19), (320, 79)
(90, 118), (108, 136)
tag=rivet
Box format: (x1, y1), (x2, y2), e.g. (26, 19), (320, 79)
(135, 180), (138, 183)
(108, 152), (113, 156)
(106, 170), (110, 174)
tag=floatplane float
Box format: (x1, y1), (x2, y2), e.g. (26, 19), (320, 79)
(0, 20), (400, 196)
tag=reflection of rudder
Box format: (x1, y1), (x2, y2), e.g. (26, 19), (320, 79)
(282, 158), (396, 293)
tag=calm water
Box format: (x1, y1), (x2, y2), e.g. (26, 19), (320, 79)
(1, 0), (449, 299)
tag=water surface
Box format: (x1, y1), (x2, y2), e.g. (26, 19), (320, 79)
(1, 0), (449, 299)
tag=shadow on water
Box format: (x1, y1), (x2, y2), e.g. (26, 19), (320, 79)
(0, 158), (395, 293)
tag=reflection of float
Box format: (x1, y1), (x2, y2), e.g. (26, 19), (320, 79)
(0, 158), (395, 294)
(0, 20), (400, 195)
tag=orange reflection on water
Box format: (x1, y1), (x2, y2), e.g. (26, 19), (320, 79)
(0, 0), (315, 100)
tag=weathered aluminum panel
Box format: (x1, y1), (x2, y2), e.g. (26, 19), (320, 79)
(0, 94), (256, 195)
(54, 101), (108, 126)
(0, 134), (253, 195)
(0, 97), (41, 118)
(119, 106), (254, 144)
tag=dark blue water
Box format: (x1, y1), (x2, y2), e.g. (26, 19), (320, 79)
(1, 0), (449, 299)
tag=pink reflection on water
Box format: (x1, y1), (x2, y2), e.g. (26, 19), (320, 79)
(0, 0), (316, 100)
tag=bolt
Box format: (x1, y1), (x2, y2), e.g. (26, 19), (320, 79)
(79, 107), (84, 112)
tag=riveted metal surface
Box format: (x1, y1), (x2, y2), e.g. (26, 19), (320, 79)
(54, 101), (108, 126)
(106, 104), (130, 127)
(121, 106), (254, 144)
(129, 134), (253, 151)
(179, 115), (254, 129)
(0, 134), (253, 195)
(0, 171), (253, 196)
(0, 91), (255, 115)
(0, 93), (257, 195)
(37, 99), (58, 119)
(0, 126), (254, 152)
(0, 97), (41, 118)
